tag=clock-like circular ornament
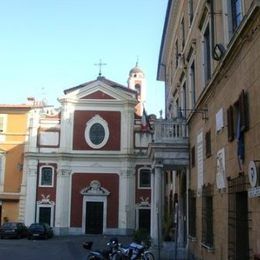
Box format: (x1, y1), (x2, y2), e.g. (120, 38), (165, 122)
(85, 115), (109, 149)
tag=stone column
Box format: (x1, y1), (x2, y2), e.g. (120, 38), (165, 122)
(150, 164), (163, 247)
(118, 168), (135, 235)
(55, 169), (71, 235)
(24, 165), (38, 226)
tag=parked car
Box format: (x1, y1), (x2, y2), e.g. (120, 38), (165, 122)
(28, 223), (53, 240)
(0, 222), (28, 239)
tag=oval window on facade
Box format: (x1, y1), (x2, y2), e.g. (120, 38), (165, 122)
(85, 115), (109, 149)
(89, 123), (105, 145)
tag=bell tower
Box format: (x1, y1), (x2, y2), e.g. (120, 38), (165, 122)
(127, 62), (146, 116)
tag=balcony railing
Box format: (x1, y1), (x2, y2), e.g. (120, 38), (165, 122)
(153, 118), (188, 143)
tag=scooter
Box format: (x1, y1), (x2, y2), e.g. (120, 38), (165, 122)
(83, 237), (119, 260)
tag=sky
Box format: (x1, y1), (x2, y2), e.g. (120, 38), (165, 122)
(0, 1), (167, 116)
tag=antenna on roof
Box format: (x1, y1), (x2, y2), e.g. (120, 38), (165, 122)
(94, 59), (107, 77)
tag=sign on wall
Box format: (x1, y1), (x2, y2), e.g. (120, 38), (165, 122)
(248, 160), (260, 198)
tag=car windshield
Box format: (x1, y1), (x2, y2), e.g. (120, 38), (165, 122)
(2, 223), (17, 228)
(29, 224), (44, 230)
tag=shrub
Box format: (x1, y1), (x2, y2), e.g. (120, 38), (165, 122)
(133, 228), (151, 247)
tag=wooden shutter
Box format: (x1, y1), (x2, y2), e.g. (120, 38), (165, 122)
(239, 90), (249, 132)
(205, 130), (211, 158)
(191, 146), (195, 167)
(227, 106), (234, 142)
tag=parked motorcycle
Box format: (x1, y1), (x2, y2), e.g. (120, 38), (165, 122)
(83, 238), (120, 260)
(116, 241), (154, 260)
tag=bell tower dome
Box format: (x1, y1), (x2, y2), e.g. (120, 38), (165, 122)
(127, 62), (146, 116)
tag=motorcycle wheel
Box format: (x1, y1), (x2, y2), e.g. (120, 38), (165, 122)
(142, 252), (155, 260)
(111, 253), (122, 260)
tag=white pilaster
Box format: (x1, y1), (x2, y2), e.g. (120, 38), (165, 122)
(55, 169), (71, 235)
(24, 164), (38, 226)
(121, 107), (135, 154)
(18, 159), (28, 222)
(26, 109), (41, 153)
(59, 103), (73, 153)
(118, 168), (135, 234)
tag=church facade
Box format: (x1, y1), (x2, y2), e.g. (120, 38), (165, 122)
(22, 66), (154, 236)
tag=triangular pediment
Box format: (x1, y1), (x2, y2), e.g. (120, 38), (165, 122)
(60, 78), (137, 103)
(81, 90), (115, 100)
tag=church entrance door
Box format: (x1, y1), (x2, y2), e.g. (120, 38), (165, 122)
(85, 201), (103, 234)
(138, 208), (150, 233)
(39, 207), (51, 226)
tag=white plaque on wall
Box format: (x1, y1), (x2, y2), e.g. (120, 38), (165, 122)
(39, 131), (59, 146)
(216, 108), (224, 132)
(216, 148), (226, 189)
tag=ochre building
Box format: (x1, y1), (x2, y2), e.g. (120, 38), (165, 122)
(157, 0), (260, 259)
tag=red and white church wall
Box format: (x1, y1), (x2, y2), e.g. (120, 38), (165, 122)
(73, 110), (121, 151)
(70, 173), (119, 233)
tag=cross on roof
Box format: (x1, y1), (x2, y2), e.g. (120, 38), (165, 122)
(94, 59), (107, 76)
